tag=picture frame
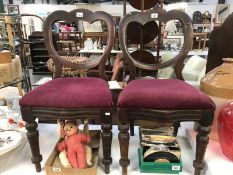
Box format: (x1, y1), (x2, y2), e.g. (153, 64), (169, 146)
(7, 5), (19, 15)
(216, 4), (230, 23)
(82, 21), (103, 32)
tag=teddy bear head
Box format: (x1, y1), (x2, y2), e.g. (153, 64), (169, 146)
(63, 121), (78, 137)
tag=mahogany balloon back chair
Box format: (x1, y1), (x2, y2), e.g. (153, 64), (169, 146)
(19, 9), (115, 173)
(117, 7), (215, 175)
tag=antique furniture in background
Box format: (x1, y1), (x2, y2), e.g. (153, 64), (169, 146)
(20, 9), (115, 173)
(202, 11), (211, 24)
(193, 11), (203, 24)
(206, 12), (233, 73)
(82, 32), (108, 48)
(29, 31), (59, 75)
(118, 7), (215, 175)
(57, 31), (82, 52)
(192, 10), (211, 50)
(192, 32), (207, 50)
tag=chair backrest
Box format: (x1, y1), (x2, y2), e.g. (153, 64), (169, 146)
(43, 9), (115, 79)
(119, 7), (193, 81)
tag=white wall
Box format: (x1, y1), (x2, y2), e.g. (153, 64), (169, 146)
(75, 4), (136, 16)
(17, 2), (233, 20)
(19, 4), (76, 36)
(19, 4), (76, 14)
(189, 0), (218, 3)
(14, 2), (233, 36)
(186, 4), (217, 19)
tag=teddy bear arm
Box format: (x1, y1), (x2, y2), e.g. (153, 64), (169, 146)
(86, 135), (91, 143)
(58, 140), (66, 152)
(79, 134), (91, 143)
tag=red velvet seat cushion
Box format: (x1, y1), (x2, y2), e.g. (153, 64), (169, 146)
(20, 78), (113, 108)
(118, 79), (215, 110)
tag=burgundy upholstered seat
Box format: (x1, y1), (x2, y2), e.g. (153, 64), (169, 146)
(118, 79), (215, 110)
(20, 77), (113, 108)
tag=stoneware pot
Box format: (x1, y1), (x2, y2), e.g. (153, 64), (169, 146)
(200, 58), (233, 140)
(218, 101), (233, 161)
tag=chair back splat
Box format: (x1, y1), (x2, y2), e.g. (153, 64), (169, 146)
(119, 7), (193, 81)
(43, 9), (115, 79)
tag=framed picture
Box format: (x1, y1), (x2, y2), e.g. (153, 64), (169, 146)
(216, 4), (230, 23)
(7, 5), (19, 15)
(82, 21), (103, 32)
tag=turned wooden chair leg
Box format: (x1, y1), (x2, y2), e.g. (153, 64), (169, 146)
(101, 111), (113, 174)
(25, 121), (42, 172)
(130, 119), (134, 136)
(118, 124), (130, 175)
(193, 123), (211, 175)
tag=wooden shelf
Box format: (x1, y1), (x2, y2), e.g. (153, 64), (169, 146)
(31, 48), (48, 51)
(29, 32), (50, 75)
(193, 23), (212, 27)
(33, 55), (50, 58)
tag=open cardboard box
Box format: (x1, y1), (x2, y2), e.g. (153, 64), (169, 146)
(0, 56), (22, 83)
(45, 130), (100, 175)
(0, 51), (12, 64)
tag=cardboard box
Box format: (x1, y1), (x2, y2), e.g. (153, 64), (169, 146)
(45, 130), (100, 175)
(0, 51), (12, 63)
(0, 56), (22, 83)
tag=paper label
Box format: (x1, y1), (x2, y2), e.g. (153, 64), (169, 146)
(52, 167), (61, 172)
(76, 12), (83, 17)
(172, 166), (180, 171)
(105, 112), (110, 116)
(151, 13), (158, 18)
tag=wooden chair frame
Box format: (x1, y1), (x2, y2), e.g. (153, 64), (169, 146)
(118, 7), (214, 175)
(21, 9), (115, 174)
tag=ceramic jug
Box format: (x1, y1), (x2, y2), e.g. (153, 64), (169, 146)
(200, 58), (233, 140)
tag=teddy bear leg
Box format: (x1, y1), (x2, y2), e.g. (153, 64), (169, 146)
(77, 150), (87, 169)
(85, 145), (92, 167)
(67, 152), (79, 168)
(59, 151), (72, 168)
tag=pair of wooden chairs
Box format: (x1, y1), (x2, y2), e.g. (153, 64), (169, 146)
(19, 8), (215, 175)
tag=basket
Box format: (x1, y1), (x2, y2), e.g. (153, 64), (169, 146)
(47, 56), (88, 77)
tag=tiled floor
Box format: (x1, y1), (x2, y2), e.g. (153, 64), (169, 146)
(28, 69), (52, 87)
(1, 123), (200, 175)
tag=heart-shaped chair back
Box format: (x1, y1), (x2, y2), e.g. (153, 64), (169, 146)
(127, 21), (159, 45)
(127, 0), (159, 10)
(43, 9), (115, 79)
(119, 7), (193, 81)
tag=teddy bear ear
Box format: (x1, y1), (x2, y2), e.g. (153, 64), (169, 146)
(58, 120), (65, 125)
(57, 120), (66, 138)
(76, 119), (82, 126)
